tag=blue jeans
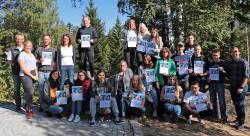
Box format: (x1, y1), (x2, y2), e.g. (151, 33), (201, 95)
(12, 73), (22, 109)
(60, 65), (74, 90)
(47, 105), (63, 114)
(209, 83), (227, 120)
(164, 103), (181, 117)
(230, 85), (248, 125)
(38, 71), (50, 105)
(150, 87), (158, 111)
(71, 101), (83, 115)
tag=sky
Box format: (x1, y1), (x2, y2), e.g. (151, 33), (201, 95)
(58, 0), (128, 32)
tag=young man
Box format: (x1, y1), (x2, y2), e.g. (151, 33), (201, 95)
(225, 47), (249, 130)
(35, 34), (56, 111)
(208, 49), (227, 123)
(183, 81), (212, 125)
(6, 33), (24, 111)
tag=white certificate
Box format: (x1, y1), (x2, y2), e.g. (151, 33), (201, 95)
(194, 61), (204, 74)
(178, 62), (188, 75)
(209, 68), (219, 81)
(159, 61), (169, 75)
(130, 93), (144, 108)
(56, 90), (68, 105)
(185, 50), (194, 58)
(81, 35), (90, 48)
(127, 36), (137, 47)
(99, 93), (111, 108)
(192, 97), (207, 112)
(136, 40), (146, 52)
(72, 86), (83, 101)
(146, 42), (155, 55)
(42, 52), (52, 65)
(164, 86), (176, 101)
(145, 69), (155, 83)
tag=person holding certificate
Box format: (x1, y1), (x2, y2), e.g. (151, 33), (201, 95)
(208, 49), (227, 123)
(184, 34), (197, 59)
(190, 44), (208, 92)
(89, 69), (122, 126)
(56, 34), (76, 90)
(150, 28), (163, 63)
(123, 75), (145, 117)
(68, 70), (91, 123)
(76, 16), (98, 79)
(183, 82), (212, 125)
(34, 34), (56, 112)
(41, 70), (64, 118)
(137, 23), (151, 66)
(121, 19), (137, 71)
(172, 42), (193, 94)
(155, 47), (176, 90)
(138, 55), (158, 117)
(18, 40), (38, 119)
(160, 76), (182, 122)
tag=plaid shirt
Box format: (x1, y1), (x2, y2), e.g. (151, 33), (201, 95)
(225, 58), (249, 89)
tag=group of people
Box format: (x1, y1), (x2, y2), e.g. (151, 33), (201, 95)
(6, 17), (249, 130)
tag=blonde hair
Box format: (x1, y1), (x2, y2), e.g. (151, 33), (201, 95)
(138, 23), (150, 36)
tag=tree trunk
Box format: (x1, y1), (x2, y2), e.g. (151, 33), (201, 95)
(163, 0), (174, 51)
(176, 2), (184, 42)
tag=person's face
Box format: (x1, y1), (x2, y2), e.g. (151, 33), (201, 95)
(143, 57), (149, 65)
(24, 42), (33, 53)
(43, 36), (51, 47)
(169, 78), (176, 85)
(83, 17), (91, 27)
(52, 71), (59, 80)
(129, 20), (136, 30)
(119, 62), (127, 72)
(139, 25), (145, 33)
(231, 48), (240, 60)
(78, 72), (86, 81)
(212, 52), (220, 62)
(191, 84), (200, 95)
(151, 30), (157, 38)
(98, 72), (105, 82)
(178, 46), (185, 53)
(132, 78), (139, 88)
(162, 50), (169, 58)
(188, 35), (194, 44)
(63, 36), (69, 46)
(16, 35), (24, 46)
(194, 46), (201, 56)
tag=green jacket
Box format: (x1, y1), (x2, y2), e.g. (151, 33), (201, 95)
(155, 59), (176, 85)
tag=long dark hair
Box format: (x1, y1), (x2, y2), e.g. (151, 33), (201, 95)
(49, 70), (60, 89)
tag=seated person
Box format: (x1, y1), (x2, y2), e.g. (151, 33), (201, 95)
(160, 76), (182, 122)
(41, 70), (63, 118)
(68, 70), (91, 123)
(183, 81), (212, 125)
(89, 69), (122, 126)
(123, 75), (145, 117)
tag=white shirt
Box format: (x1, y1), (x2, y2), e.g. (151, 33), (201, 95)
(6, 46), (23, 60)
(183, 91), (208, 110)
(18, 52), (36, 76)
(61, 46), (74, 66)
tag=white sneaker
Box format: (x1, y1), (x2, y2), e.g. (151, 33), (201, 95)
(199, 118), (205, 125)
(73, 115), (80, 123)
(153, 110), (157, 117)
(122, 112), (126, 117)
(187, 115), (192, 124)
(68, 114), (74, 122)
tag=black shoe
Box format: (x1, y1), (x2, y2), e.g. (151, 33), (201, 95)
(115, 119), (122, 125)
(38, 106), (43, 112)
(45, 111), (53, 117)
(55, 114), (63, 119)
(15, 107), (21, 112)
(120, 117), (125, 122)
(89, 121), (95, 126)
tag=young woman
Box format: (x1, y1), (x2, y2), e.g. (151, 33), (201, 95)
(68, 70), (91, 123)
(123, 75), (145, 117)
(18, 40), (38, 119)
(56, 34), (76, 90)
(160, 76), (182, 122)
(89, 69), (122, 126)
(138, 55), (158, 117)
(150, 28), (163, 62)
(41, 70), (63, 118)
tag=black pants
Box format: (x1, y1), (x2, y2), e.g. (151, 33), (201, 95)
(78, 48), (95, 77)
(124, 48), (136, 72)
(184, 109), (212, 119)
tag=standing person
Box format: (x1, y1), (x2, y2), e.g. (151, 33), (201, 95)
(18, 40), (38, 119)
(35, 34), (56, 111)
(89, 69), (122, 126)
(184, 34), (197, 58)
(76, 16), (98, 79)
(68, 70), (91, 123)
(56, 34), (76, 90)
(41, 70), (63, 118)
(225, 47), (249, 130)
(113, 60), (133, 118)
(137, 23), (151, 66)
(172, 42), (193, 94)
(121, 19), (137, 71)
(190, 44), (208, 92)
(150, 28), (163, 63)
(6, 33), (24, 111)
(208, 49), (227, 123)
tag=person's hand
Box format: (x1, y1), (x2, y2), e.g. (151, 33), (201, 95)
(156, 82), (160, 90)
(188, 69), (193, 73)
(31, 75), (38, 81)
(54, 102), (60, 106)
(218, 67), (224, 72)
(237, 88), (244, 94)
(39, 58), (44, 63)
(77, 39), (81, 43)
(90, 39), (94, 43)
